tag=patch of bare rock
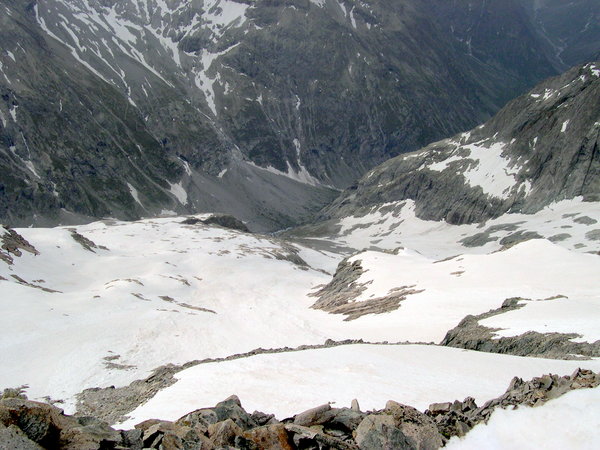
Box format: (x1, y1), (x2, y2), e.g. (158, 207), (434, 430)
(2, 370), (598, 449)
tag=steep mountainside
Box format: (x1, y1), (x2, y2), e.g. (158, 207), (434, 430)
(521, 0), (600, 68)
(2, 0), (594, 229)
(319, 61), (600, 226)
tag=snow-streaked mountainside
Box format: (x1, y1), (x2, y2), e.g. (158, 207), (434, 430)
(3, 0), (599, 229)
(315, 61), (600, 228)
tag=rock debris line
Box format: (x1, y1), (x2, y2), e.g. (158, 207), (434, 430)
(76, 340), (435, 426)
(441, 298), (600, 359)
(1, 369), (598, 449)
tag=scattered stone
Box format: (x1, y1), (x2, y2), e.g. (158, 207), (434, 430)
(585, 229), (600, 240)
(499, 231), (544, 247)
(68, 229), (107, 252)
(460, 231), (498, 247)
(351, 399), (361, 412)
(0, 227), (39, 265)
(548, 233), (571, 242)
(573, 216), (597, 225)
(310, 257), (424, 320)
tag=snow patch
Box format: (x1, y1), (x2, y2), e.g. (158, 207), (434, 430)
(169, 181), (188, 204)
(127, 183), (143, 206)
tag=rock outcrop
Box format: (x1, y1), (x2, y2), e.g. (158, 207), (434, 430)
(441, 298), (600, 359)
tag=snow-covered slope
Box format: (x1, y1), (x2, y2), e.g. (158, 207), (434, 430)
(119, 344), (600, 426)
(1, 215), (599, 427)
(447, 385), (600, 450)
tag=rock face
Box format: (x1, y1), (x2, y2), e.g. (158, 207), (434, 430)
(2, 0), (598, 229)
(441, 298), (600, 360)
(319, 61), (600, 226)
(4, 370), (600, 449)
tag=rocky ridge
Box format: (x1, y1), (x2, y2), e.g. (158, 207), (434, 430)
(2, 369), (598, 449)
(441, 297), (600, 360)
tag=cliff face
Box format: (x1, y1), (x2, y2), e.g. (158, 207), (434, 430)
(321, 61), (600, 225)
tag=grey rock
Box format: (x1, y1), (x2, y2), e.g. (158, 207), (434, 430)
(441, 299), (600, 359)
(293, 403), (333, 427)
(585, 229), (600, 240)
(351, 399), (361, 412)
(383, 401), (443, 450)
(207, 419), (245, 448)
(0, 423), (43, 450)
(573, 216), (598, 225)
(354, 415), (411, 450)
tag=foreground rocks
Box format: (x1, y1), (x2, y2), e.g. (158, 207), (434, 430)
(2, 369), (598, 449)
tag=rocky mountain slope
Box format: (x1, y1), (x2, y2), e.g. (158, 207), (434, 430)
(316, 61), (600, 227)
(3, 0), (598, 229)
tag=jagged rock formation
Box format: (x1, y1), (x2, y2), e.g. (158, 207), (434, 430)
(2, 0), (598, 229)
(441, 298), (600, 359)
(426, 368), (600, 441)
(319, 61), (600, 226)
(309, 255), (424, 320)
(2, 370), (599, 449)
(0, 225), (38, 265)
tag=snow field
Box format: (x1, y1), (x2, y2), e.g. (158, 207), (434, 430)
(119, 344), (600, 427)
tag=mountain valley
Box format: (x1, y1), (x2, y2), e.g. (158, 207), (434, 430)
(1, 1), (600, 449)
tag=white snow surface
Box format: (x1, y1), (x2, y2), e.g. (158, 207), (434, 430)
(447, 386), (600, 450)
(333, 238), (600, 344)
(2, 211), (599, 424)
(119, 344), (600, 427)
(330, 198), (600, 258)
(0, 218), (345, 412)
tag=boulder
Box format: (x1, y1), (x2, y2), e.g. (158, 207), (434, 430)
(293, 404), (333, 427)
(243, 423), (294, 450)
(354, 415), (412, 450)
(207, 419), (245, 448)
(383, 401), (443, 449)
(0, 398), (63, 447)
